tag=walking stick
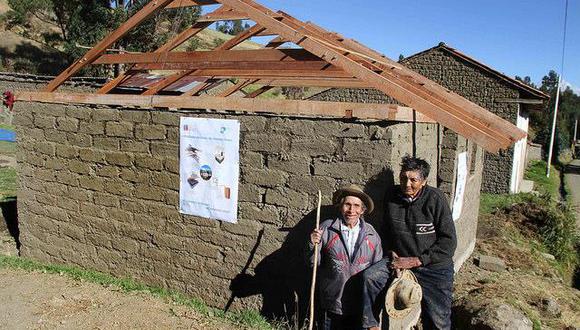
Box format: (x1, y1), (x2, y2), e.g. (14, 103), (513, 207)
(308, 190), (322, 330)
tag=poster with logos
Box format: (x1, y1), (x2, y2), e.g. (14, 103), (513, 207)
(452, 151), (468, 221)
(179, 117), (240, 223)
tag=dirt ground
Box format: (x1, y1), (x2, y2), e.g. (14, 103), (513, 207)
(0, 235), (242, 330)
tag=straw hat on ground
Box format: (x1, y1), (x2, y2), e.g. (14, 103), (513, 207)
(384, 269), (422, 330)
(332, 184), (374, 213)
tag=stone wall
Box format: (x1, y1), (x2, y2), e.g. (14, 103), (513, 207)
(0, 72), (104, 93)
(311, 48), (521, 194)
(14, 101), (438, 316)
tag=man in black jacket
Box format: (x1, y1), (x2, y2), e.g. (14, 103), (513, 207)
(361, 156), (457, 330)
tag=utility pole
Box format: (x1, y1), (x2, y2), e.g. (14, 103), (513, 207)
(546, 0), (569, 177)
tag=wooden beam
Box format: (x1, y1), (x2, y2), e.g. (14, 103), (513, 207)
(218, 79), (257, 97)
(197, 9), (249, 22)
(166, 0), (219, 8)
(17, 91), (436, 123)
(181, 79), (220, 96)
(494, 98), (545, 105)
(244, 85), (274, 98)
(44, 0), (176, 92)
(95, 49), (323, 65)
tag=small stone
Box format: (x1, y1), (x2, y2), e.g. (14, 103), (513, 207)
(471, 303), (533, 330)
(541, 298), (561, 317)
(477, 255), (506, 272)
(540, 252), (555, 260)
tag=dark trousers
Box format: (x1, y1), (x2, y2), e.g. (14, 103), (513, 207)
(318, 310), (361, 330)
(361, 258), (454, 330)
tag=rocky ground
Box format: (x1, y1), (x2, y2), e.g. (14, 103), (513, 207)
(453, 206), (580, 329)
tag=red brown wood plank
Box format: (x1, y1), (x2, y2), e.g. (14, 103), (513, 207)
(44, 0), (176, 92)
(17, 91), (436, 123)
(95, 49), (323, 65)
(166, 0), (219, 8)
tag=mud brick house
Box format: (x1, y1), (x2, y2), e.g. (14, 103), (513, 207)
(311, 43), (549, 194)
(8, 0), (526, 319)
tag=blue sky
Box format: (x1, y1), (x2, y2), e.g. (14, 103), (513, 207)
(246, 0), (579, 93)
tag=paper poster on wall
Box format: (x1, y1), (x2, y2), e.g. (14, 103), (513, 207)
(179, 117), (240, 223)
(452, 151), (468, 221)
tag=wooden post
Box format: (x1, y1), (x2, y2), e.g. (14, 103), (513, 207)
(308, 190), (322, 330)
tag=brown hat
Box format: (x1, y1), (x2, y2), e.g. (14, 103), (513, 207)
(332, 184), (374, 214)
(385, 269), (422, 329)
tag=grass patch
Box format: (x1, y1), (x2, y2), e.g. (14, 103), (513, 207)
(0, 141), (16, 155)
(525, 160), (560, 199)
(0, 167), (17, 201)
(0, 123), (15, 131)
(0, 255), (274, 330)
(479, 192), (534, 215)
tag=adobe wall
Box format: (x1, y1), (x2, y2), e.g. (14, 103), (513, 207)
(14, 101), (438, 314)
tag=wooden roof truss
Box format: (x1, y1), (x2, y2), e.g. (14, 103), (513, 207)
(19, 0), (526, 153)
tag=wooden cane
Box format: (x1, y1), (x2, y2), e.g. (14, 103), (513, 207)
(308, 190), (322, 330)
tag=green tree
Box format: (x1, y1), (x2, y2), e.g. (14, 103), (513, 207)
(216, 20), (249, 35)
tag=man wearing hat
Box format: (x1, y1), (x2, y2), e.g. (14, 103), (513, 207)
(361, 156), (457, 330)
(308, 184), (383, 329)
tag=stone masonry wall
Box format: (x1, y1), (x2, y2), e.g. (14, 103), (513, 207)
(14, 101), (438, 316)
(311, 48), (521, 194)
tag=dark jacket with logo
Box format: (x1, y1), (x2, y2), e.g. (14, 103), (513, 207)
(383, 185), (457, 268)
(308, 217), (382, 315)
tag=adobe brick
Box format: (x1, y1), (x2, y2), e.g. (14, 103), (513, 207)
(93, 137), (120, 151)
(34, 142), (56, 156)
(241, 168), (287, 187)
(79, 148), (106, 163)
(94, 192), (120, 207)
(67, 187), (93, 202)
(56, 117), (79, 132)
(244, 133), (289, 153)
(111, 237), (140, 254)
(267, 154), (310, 175)
(68, 160), (93, 174)
(79, 121), (105, 135)
(334, 123), (367, 137)
(135, 124), (166, 140)
(240, 116), (266, 132)
(166, 127), (179, 142)
(221, 220), (261, 237)
(313, 160), (364, 179)
(265, 187), (309, 210)
(92, 109), (120, 121)
(27, 128), (45, 141)
(23, 153), (45, 166)
(106, 121), (134, 138)
(119, 168), (148, 183)
(240, 151), (263, 168)
(67, 133), (92, 147)
(105, 151), (133, 166)
(55, 171), (79, 186)
(134, 184), (165, 201)
(120, 140), (149, 153)
(95, 165), (120, 178)
(164, 190), (179, 205)
(287, 174), (336, 195)
(135, 154), (164, 170)
(239, 203), (280, 225)
(164, 158), (179, 174)
(150, 142), (178, 157)
(151, 112), (178, 126)
(59, 197), (80, 212)
(151, 172), (179, 189)
(238, 184), (263, 203)
(80, 202), (104, 218)
(65, 106), (92, 120)
(44, 129), (68, 144)
(121, 110), (151, 123)
(104, 179), (133, 196)
(105, 208), (133, 224)
(60, 223), (85, 241)
(79, 175), (105, 192)
(291, 136), (337, 156)
(34, 115), (56, 129)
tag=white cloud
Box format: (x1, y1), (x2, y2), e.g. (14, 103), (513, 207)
(562, 80), (580, 94)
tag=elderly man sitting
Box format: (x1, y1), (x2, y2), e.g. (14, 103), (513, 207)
(308, 184), (383, 330)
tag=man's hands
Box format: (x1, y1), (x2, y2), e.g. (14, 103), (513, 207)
(389, 251), (421, 276)
(310, 228), (322, 245)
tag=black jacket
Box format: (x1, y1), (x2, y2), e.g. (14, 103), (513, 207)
(383, 185), (457, 268)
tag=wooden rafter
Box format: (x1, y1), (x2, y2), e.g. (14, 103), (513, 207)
(18, 91), (434, 123)
(34, 0), (526, 153)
